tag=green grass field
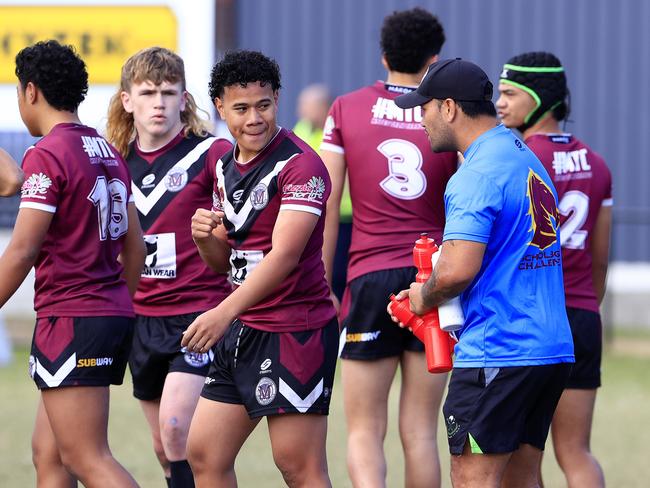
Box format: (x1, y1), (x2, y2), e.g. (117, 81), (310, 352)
(1, 332), (650, 487)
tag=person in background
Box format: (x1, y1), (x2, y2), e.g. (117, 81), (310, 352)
(320, 8), (457, 487)
(0, 39), (145, 488)
(498, 51), (611, 488)
(392, 57), (575, 488)
(106, 46), (232, 488)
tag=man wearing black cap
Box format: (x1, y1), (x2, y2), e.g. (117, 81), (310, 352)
(498, 52), (610, 488)
(390, 58), (575, 487)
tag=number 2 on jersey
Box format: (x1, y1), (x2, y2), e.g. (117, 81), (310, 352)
(378, 139), (426, 200)
(558, 190), (589, 249)
(87, 176), (129, 241)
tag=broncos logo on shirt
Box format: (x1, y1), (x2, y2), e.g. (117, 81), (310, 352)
(526, 169), (559, 251)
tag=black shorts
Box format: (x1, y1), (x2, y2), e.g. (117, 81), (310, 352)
(443, 363), (572, 454)
(565, 307), (602, 389)
(201, 318), (339, 419)
(29, 316), (133, 390)
(341, 267), (423, 360)
(129, 312), (212, 400)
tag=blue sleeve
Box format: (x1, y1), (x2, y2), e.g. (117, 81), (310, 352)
(443, 169), (503, 243)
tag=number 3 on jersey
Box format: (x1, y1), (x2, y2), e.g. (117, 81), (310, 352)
(87, 176), (129, 241)
(558, 190), (589, 249)
(378, 139), (426, 200)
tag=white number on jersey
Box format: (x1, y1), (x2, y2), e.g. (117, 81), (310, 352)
(378, 138), (426, 200)
(558, 190), (590, 249)
(87, 176), (129, 241)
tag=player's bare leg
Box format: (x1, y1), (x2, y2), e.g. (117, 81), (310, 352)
(187, 398), (259, 487)
(41, 386), (139, 488)
(550, 389), (604, 488)
(268, 413), (330, 487)
(450, 440), (511, 488)
(32, 399), (77, 488)
(399, 351), (447, 488)
(342, 356), (399, 487)
(139, 399), (170, 477)
(501, 443), (543, 488)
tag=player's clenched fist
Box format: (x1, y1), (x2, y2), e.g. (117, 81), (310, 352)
(191, 208), (223, 241)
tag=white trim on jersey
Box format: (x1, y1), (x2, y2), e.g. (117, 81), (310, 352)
(217, 153), (300, 231)
(602, 198), (614, 207)
(131, 137), (216, 216)
(319, 142), (344, 154)
(279, 377), (323, 413)
(280, 203), (322, 216)
(19, 201), (57, 213)
(35, 353), (76, 388)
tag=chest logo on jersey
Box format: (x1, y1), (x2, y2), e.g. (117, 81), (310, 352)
(21, 172), (52, 200)
(526, 169), (560, 251)
(250, 182), (269, 210)
(141, 173), (156, 189)
(164, 168), (188, 192)
(283, 176), (326, 202)
(141, 233), (177, 279)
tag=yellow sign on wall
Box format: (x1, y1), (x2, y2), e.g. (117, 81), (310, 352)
(0, 6), (177, 84)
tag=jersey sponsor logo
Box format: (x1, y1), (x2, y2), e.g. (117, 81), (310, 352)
(21, 172), (52, 199)
(255, 377), (277, 406)
(526, 169), (560, 251)
(81, 136), (119, 166)
(552, 149), (592, 178)
(141, 173), (156, 189)
(142, 233), (177, 279)
(164, 167), (188, 192)
(204, 376), (216, 385)
(233, 189), (245, 203)
(183, 350), (209, 368)
(384, 83), (414, 94)
(229, 249), (264, 285)
(250, 182), (269, 210)
(345, 330), (381, 343)
(370, 97), (422, 128)
(260, 358), (272, 371)
(77, 357), (114, 367)
(283, 176), (326, 203)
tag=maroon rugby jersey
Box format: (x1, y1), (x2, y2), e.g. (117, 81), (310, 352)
(526, 133), (613, 312)
(128, 133), (232, 316)
(321, 81), (457, 282)
(19, 123), (134, 318)
(212, 128), (336, 332)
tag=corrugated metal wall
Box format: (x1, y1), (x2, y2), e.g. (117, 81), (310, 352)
(236, 0), (649, 261)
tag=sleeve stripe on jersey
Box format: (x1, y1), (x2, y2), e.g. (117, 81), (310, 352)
(19, 201), (57, 213)
(320, 142), (344, 154)
(602, 198), (614, 207)
(280, 203), (322, 216)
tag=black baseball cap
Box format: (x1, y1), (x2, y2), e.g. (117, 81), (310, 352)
(395, 58), (493, 109)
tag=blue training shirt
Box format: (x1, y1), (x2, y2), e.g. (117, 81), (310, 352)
(444, 124), (574, 367)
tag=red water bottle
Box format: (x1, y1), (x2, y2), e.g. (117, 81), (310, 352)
(388, 233), (453, 373)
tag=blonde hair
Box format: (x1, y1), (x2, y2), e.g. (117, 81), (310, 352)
(106, 47), (210, 157)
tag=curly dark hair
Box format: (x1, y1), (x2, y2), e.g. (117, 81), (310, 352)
(209, 50), (282, 101)
(381, 7), (445, 74)
(15, 40), (88, 112)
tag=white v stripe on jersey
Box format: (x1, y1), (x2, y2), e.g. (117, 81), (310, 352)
(131, 137), (216, 216)
(279, 378), (323, 413)
(35, 353), (77, 388)
(216, 153), (300, 231)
